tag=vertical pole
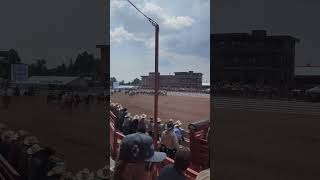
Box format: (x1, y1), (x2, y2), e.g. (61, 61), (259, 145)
(153, 25), (159, 149)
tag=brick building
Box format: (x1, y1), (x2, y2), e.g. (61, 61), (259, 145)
(211, 30), (299, 86)
(141, 71), (202, 89)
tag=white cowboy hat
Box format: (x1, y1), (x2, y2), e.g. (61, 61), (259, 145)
(195, 169), (210, 180)
(27, 144), (44, 155)
(23, 136), (39, 146)
(174, 120), (182, 127)
(157, 118), (162, 123)
(76, 168), (94, 180)
(125, 113), (131, 118)
(1, 130), (18, 141)
(140, 114), (147, 119)
(60, 172), (76, 180)
(96, 165), (110, 179)
(133, 115), (140, 120)
(47, 165), (66, 176)
(16, 130), (29, 137)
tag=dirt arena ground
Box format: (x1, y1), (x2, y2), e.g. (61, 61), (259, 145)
(0, 95), (107, 172)
(214, 108), (320, 180)
(111, 92), (210, 130)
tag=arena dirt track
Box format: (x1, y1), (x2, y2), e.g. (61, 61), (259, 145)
(111, 92), (210, 130)
(1, 95), (107, 172)
(214, 108), (320, 180)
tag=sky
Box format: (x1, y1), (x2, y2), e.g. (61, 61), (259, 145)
(0, 0), (107, 68)
(110, 0), (210, 83)
(212, 0), (320, 66)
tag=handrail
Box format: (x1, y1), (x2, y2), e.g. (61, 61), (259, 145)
(0, 154), (21, 180)
(109, 110), (199, 180)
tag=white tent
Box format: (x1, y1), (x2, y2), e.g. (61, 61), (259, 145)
(22, 76), (88, 88)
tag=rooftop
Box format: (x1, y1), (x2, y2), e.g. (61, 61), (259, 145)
(212, 30), (300, 42)
(295, 66), (320, 76)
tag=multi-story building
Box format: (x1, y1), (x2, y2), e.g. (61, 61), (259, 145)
(141, 71), (202, 89)
(211, 30), (299, 86)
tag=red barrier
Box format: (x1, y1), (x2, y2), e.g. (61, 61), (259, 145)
(109, 111), (199, 180)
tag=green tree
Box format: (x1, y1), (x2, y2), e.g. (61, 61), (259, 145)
(119, 80), (125, 85)
(131, 78), (141, 85)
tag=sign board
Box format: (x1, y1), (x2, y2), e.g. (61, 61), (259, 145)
(10, 64), (28, 82)
(113, 82), (119, 89)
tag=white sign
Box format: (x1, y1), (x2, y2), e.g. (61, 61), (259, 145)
(113, 82), (119, 89)
(11, 64), (28, 82)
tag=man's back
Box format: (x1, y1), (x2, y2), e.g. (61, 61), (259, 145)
(157, 164), (186, 180)
(161, 130), (179, 150)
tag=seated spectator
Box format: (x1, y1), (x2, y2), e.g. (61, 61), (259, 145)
(129, 115), (139, 134)
(147, 117), (154, 137)
(157, 147), (191, 180)
(137, 115), (147, 134)
(122, 113), (131, 135)
(27, 145), (55, 180)
(17, 135), (40, 178)
(46, 163), (65, 180)
(0, 130), (17, 159)
(160, 120), (179, 159)
(75, 168), (94, 180)
(60, 172), (76, 180)
(113, 132), (166, 180)
(96, 165), (110, 180)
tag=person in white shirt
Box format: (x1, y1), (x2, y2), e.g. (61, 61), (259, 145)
(160, 120), (179, 159)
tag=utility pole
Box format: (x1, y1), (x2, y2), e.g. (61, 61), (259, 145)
(127, 0), (160, 148)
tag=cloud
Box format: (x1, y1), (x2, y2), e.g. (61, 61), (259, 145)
(162, 16), (194, 30)
(110, 26), (146, 44)
(111, 0), (210, 82)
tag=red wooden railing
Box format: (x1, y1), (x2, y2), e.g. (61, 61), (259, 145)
(109, 111), (199, 180)
(0, 154), (21, 180)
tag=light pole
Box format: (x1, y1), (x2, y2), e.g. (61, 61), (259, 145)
(126, 0), (160, 148)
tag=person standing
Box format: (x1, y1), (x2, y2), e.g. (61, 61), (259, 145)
(160, 120), (180, 159)
(113, 132), (166, 180)
(174, 121), (184, 144)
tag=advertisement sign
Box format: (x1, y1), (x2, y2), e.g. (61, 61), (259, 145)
(10, 64), (28, 82)
(113, 82), (119, 89)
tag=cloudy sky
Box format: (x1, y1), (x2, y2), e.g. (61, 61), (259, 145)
(0, 0), (107, 68)
(110, 0), (210, 82)
(212, 0), (320, 66)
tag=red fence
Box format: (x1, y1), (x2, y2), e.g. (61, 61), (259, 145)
(0, 154), (21, 180)
(109, 111), (198, 180)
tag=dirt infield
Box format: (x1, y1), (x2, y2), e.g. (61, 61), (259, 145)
(111, 92), (210, 130)
(214, 108), (320, 180)
(0, 95), (107, 172)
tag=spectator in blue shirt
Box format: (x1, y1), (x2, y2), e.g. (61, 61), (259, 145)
(174, 121), (184, 144)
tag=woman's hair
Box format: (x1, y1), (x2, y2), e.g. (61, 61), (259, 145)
(137, 119), (147, 133)
(113, 160), (127, 180)
(113, 160), (154, 180)
(174, 147), (191, 173)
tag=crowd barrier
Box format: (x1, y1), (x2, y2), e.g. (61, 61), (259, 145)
(109, 111), (199, 180)
(0, 154), (20, 180)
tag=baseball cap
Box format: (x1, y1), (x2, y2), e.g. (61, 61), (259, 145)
(119, 133), (166, 163)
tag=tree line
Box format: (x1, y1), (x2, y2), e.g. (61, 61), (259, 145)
(28, 51), (101, 80)
(110, 77), (141, 86)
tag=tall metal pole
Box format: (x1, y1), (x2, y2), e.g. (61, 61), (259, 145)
(153, 25), (159, 148)
(126, 0), (160, 148)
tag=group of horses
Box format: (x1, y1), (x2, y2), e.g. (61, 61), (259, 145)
(123, 89), (168, 96)
(46, 91), (107, 109)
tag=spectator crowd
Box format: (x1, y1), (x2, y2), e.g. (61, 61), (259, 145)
(110, 102), (210, 180)
(0, 122), (110, 180)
